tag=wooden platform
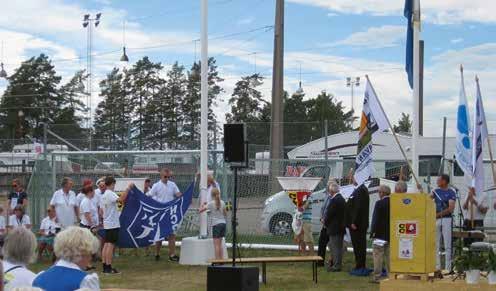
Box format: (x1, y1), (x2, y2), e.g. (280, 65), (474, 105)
(389, 272), (431, 281)
(210, 256), (323, 284)
(381, 276), (495, 291)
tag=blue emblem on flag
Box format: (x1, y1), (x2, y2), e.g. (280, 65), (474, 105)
(402, 198), (411, 205)
(117, 182), (194, 248)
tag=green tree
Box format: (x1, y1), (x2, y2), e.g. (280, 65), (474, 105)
(182, 58), (224, 149)
(53, 70), (88, 148)
(305, 91), (355, 139)
(226, 73), (264, 123)
(393, 112), (412, 134)
(0, 54), (63, 148)
(94, 68), (131, 150)
(127, 57), (164, 150)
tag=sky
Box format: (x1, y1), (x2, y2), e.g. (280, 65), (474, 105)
(0, 0), (495, 137)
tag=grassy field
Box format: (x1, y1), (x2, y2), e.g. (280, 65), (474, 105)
(30, 248), (379, 291)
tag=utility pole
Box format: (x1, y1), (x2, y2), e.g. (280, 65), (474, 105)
(270, 0), (284, 192)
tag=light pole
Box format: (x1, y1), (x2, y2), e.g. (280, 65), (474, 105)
(82, 13), (102, 150)
(0, 41), (8, 78)
(346, 76), (360, 113)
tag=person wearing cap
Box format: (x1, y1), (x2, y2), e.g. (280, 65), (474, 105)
(8, 205), (31, 230)
(38, 207), (60, 261)
(50, 177), (78, 229)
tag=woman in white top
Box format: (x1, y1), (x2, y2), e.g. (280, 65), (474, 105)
(49, 177), (78, 229)
(3, 227), (37, 289)
(199, 188), (227, 260)
(8, 205), (31, 230)
(79, 186), (98, 230)
(37, 207), (60, 262)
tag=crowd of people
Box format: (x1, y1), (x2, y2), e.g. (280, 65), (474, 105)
(0, 167), (227, 291)
(303, 174), (495, 283)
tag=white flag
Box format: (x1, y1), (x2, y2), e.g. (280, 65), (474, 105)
(455, 68), (472, 175)
(354, 80), (390, 185)
(471, 78), (488, 194)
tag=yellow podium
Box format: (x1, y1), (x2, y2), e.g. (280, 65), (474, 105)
(390, 193), (436, 276)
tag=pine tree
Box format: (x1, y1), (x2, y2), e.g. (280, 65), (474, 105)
(226, 73), (264, 123)
(160, 62), (186, 149)
(182, 58), (224, 149)
(393, 112), (412, 134)
(54, 70), (88, 148)
(0, 54), (62, 147)
(93, 68), (131, 150)
(127, 57), (163, 150)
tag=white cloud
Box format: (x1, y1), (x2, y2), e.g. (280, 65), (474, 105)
(327, 12), (338, 17)
(237, 17), (255, 26)
(287, 0), (496, 24)
(451, 38), (464, 44)
(328, 25), (405, 49)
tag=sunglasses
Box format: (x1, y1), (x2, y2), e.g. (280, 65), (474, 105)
(12, 184), (18, 188)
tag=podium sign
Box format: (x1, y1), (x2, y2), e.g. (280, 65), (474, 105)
(390, 193), (436, 274)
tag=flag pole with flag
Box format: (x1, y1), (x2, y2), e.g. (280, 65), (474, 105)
(455, 65), (472, 176)
(404, 0), (421, 179)
(354, 76), (421, 188)
(471, 76), (488, 228)
(473, 77), (496, 192)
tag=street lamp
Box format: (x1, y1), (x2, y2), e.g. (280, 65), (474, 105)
(346, 76), (360, 112)
(120, 20), (129, 62)
(0, 41), (7, 78)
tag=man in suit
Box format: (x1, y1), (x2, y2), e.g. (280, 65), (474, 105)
(324, 182), (346, 272)
(370, 185), (391, 283)
(346, 183), (370, 276)
(317, 182), (334, 266)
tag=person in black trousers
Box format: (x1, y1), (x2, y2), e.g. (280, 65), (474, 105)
(370, 185), (391, 282)
(346, 183), (370, 276)
(317, 183), (333, 266)
(324, 182), (346, 272)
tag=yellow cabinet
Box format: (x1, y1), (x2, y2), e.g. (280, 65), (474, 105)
(390, 193), (436, 274)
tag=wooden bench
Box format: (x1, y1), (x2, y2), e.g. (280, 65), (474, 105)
(210, 256), (323, 284)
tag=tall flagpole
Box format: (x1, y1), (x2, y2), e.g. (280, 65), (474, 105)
(412, 0), (421, 180)
(199, 0), (208, 238)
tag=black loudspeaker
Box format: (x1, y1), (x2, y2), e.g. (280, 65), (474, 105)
(207, 266), (259, 291)
(223, 123), (246, 163)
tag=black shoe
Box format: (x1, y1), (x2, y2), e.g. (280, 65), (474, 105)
(155, 255), (160, 261)
(169, 255), (179, 262)
(110, 268), (120, 274)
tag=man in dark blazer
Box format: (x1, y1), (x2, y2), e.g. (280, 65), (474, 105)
(370, 185), (391, 282)
(346, 183), (370, 276)
(324, 182), (346, 272)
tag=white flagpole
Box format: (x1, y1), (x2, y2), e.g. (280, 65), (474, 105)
(412, 0), (421, 180)
(199, 0), (209, 238)
(366, 75), (422, 189)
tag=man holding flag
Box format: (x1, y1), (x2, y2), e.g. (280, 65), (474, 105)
(348, 78), (389, 276)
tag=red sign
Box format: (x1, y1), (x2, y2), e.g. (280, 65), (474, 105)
(287, 191), (311, 208)
(396, 221), (418, 237)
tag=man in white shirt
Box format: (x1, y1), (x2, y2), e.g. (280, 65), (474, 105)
(147, 168), (182, 262)
(462, 186), (489, 245)
(50, 177), (78, 229)
(101, 176), (128, 274)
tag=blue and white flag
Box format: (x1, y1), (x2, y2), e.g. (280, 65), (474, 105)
(117, 182), (194, 248)
(354, 80), (389, 186)
(472, 79), (488, 194)
(455, 68), (472, 175)
(404, 0), (414, 89)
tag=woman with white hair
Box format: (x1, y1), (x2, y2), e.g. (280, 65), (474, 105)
(2, 227), (37, 289)
(32, 226), (100, 291)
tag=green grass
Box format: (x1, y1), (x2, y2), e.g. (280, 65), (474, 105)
(30, 248), (379, 291)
